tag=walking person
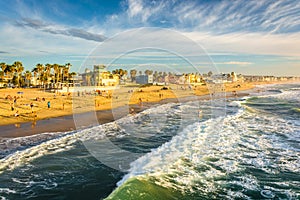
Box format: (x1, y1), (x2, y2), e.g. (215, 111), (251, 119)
(30, 102), (34, 112)
(138, 98), (143, 107)
(14, 110), (19, 117)
(10, 103), (14, 111)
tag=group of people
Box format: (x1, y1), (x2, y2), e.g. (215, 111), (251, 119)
(11, 100), (50, 120)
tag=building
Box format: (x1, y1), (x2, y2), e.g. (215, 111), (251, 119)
(81, 65), (119, 86)
(136, 74), (153, 84)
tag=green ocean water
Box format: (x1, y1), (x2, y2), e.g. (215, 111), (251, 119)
(106, 178), (182, 200)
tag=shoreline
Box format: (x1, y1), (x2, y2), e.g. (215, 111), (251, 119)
(0, 91), (249, 138)
(0, 81), (296, 138)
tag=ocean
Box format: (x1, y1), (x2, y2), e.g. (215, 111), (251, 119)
(0, 83), (299, 200)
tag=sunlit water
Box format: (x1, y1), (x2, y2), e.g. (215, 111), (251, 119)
(0, 83), (299, 200)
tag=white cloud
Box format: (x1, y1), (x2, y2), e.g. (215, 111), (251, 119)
(183, 31), (300, 57)
(127, 0), (143, 18)
(15, 18), (106, 42)
(217, 61), (253, 65)
(120, 0), (300, 35)
(1, 0), (299, 76)
(0, 22), (98, 56)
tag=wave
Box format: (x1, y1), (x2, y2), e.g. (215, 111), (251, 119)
(0, 101), (203, 174)
(255, 83), (300, 102)
(0, 132), (70, 159)
(106, 102), (300, 199)
(116, 108), (245, 186)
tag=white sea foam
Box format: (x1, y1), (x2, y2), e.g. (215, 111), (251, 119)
(117, 107), (246, 187)
(0, 101), (185, 174)
(0, 124), (109, 174)
(228, 100), (244, 107)
(255, 83), (300, 102)
(272, 90), (300, 102)
(0, 132), (68, 158)
(117, 100), (300, 198)
(0, 188), (16, 194)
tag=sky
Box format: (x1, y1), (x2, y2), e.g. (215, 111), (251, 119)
(0, 0), (299, 76)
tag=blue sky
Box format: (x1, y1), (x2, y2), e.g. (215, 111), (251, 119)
(0, 0), (299, 76)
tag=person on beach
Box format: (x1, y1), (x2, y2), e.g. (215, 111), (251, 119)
(11, 103), (14, 111)
(31, 120), (36, 128)
(198, 109), (203, 118)
(30, 102), (34, 112)
(130, 108), (135, 115)
(138, 98), (143, 107)
(47, 101), (51, 109)
(32, 113), (37, 120)
(233, 90), (238, 97)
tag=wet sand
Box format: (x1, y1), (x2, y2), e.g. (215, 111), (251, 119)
(0, 91), (250, 138)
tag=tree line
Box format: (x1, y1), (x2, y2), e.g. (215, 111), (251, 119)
(0, 61), (76, 88)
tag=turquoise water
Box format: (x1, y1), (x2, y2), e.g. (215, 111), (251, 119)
(0, 83), (299, 199)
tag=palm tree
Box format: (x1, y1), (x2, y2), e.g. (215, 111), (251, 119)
(9, 64), (17, 85)
(118, 69), (125, 77)
(208, 71), (213, 77)
(58, 65), (65, 84)
(4, 64), (13, 78)
(130, 69), (137, 82)
(12, 61), (24, 87)
(0, 62), (7, 76)
(36, 63), (44, 87)
(65, 63), (72, 87)
(62, 65), (69, 83)
(44, 64), (52, 88)
(0, 62), (6, 83)
(52, 64), (59, 86)
(25, 70), (32, 87)
(65, 63), (72, 69)
(144, 70), (150, 76)
(0, 71), (4, 81)
(62, 64), (70, 91)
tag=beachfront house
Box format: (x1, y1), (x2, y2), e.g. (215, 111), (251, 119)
(0, 76), (13, 88)
(81, 65), (119, 86)
(177, 75), (185, 85)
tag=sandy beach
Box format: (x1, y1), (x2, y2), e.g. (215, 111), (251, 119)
(0, 81), (290, 138)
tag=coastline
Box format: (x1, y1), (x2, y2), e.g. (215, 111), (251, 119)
(0, 91), (249, 138)
(0, 81), (295, 138)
